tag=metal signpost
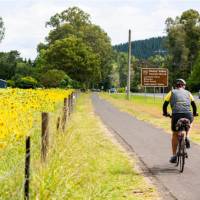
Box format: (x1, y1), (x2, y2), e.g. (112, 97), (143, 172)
(127, 29), (131, 100)
(141, 68), (168, 101)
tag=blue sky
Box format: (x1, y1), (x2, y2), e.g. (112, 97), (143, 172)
(0, 0), (199, 59)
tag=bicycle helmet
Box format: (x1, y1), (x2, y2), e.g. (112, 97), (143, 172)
(176, 79), (186, 87)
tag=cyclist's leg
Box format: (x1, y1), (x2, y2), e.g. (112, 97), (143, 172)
(185, 124), (192, 139)
(171, 114), (179, 156)
(185, 121), (193, 148)
(170, 131), (178, 163)
(172, 131), (178, 155)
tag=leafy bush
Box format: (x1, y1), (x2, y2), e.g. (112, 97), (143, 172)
(117, 87), (126, 93)
(7, 80), (15, 87)
(41, 69), (66, 88)
(71, 80), (82, 89)
(15, 76), (38, 88)
(59, 75), (73, 88)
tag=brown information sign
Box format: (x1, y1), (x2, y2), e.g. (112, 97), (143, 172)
(141, 68), (168, 87)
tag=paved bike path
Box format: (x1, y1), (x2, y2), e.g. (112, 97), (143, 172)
(92, 94), (200, 200)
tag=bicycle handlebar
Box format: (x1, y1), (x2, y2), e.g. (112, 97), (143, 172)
(166, 114), (172, 118)
(163, 113), (198, 118)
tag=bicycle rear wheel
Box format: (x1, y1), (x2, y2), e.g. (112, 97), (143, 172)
(179, 139), (186, 173)
(176, 144), (180, 167)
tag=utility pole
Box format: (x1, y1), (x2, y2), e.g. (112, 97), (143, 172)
(127, 29), (131, 100)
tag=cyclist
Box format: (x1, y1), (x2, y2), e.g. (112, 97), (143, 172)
(162, 79), (198, 163)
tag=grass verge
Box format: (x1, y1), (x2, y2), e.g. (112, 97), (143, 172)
(0, 94), (159, 199)
(99, 93), (200, 144)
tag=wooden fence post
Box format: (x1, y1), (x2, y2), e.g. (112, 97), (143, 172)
(24, 136), (30, 200)
(68, 95), (71, 116)
(41, 112), (49, 162)
(56, 116), (61, 131)
(62, 98), (68, 132)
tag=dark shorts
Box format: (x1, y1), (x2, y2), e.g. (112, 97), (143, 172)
(171, 112), (193, 131)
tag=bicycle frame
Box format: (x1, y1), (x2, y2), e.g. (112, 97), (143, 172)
(176, 130), (187, 172)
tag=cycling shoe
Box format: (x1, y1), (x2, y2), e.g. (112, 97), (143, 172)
(170, 155), (177, 163)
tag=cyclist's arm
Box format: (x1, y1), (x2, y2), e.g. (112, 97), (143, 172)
(163, 91), (171, 116)
(163, 101), (169, 115)
(190, 93), (197, 115)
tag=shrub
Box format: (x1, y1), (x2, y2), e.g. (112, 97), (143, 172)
(7, 80), (15, 87)
(117, 87), (126, 93)
(59, 75), (73, 88)
(15, 76), (38, 89)
(41, 69), (66, 88)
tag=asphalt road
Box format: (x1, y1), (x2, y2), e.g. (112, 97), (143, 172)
(92, 94), (200, 200)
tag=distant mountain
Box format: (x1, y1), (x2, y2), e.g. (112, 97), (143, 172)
(113, 36), (167, 59)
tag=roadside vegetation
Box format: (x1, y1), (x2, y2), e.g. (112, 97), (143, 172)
(0, 94), (159, 199)
(100, 93), (200, 144)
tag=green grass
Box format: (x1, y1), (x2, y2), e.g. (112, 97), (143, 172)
(100, 93), (200, 144)
(0, 94), (158, 199)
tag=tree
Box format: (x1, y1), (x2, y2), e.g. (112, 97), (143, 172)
(131, 64), (141, 92)
(82, 24), (113, 88)
(117, 52), (128, 87)
(165, 9), (200, 84)
(148, 55), (166, 67)
(41, 69), (66, 88)
(46, 6), (91, 29)
(0, 51), (22, 80)
(109, 63), (119, 88)
(188, 52), (200, 90)
(45, 7), (91, 45)
(0, 17), (5, 43)
(113, 37), (167, 59)
(36, 6), (113, 89)
(15, 62), (33, 77)
(180, 9), (200, 62)
(114, 52), (136, 88)
(41, 36), (101, 87)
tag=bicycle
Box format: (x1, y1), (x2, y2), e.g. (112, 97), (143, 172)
(166, 115), (191, 173)
(175, 118), (190, 173)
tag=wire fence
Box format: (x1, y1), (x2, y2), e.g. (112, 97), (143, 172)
(0, 91), (78, 200)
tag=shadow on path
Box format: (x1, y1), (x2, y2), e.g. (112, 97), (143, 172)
(148, 166), (179, 175)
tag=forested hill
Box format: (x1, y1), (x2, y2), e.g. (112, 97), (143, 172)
(113, 36), (167, 59)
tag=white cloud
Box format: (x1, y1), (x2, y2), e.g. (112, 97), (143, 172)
(0, 0), (64, 58)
